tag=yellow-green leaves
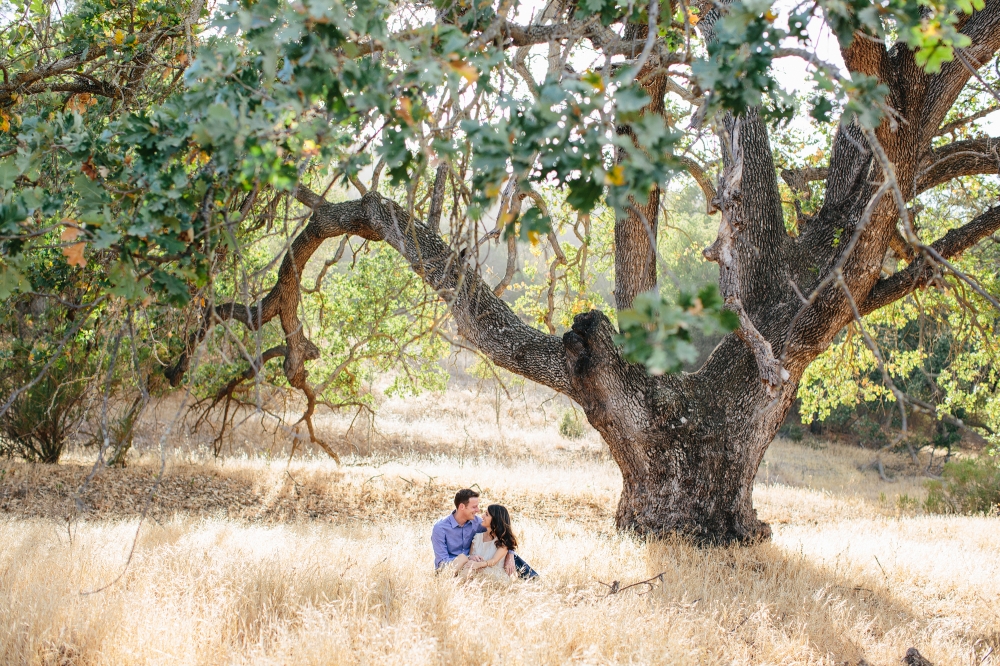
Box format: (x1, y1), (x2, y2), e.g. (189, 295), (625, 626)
(909, 17), (974, 73)
(603, 165), (625, 187)
(0, 260), (30, 300)
(955, 0), (986, 12)
(447, 57), (479, 84)
(581, 70), (605, 93)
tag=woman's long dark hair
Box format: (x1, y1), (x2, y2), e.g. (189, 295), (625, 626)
(486, 504), (517, 551)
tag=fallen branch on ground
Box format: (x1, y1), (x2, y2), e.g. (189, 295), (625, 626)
(597, 572), (665, 596)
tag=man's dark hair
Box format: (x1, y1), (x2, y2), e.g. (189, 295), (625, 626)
(454, 489), (479, 508)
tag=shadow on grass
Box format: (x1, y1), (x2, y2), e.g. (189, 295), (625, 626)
(644, 537), (931, 665)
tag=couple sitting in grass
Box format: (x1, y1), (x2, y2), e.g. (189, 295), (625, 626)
(431, 489), (538, 581)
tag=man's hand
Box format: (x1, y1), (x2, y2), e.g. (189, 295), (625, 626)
(504, 552), (515, 576)
(469, 555), (484, 562)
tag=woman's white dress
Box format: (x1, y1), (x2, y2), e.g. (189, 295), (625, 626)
(466, 533), (511, 583)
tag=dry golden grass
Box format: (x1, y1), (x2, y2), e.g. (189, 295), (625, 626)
(1, 386), (998, 665)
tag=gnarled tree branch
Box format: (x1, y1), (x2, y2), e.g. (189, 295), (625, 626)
(861, 205), (1000, 313)
(0, 30), (171, 107)
(782, 135), (999, 207)
(677, 156), (718, 214)
(916, 136), (1000, 194)
(168, 187), (574, 402)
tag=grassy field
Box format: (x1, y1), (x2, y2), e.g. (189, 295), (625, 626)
(1, 384), (998, 665)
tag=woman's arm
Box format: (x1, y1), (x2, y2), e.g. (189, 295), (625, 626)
(474, 546), (508, 569)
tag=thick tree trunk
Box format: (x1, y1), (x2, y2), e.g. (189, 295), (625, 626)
(564, 310), (795, 542)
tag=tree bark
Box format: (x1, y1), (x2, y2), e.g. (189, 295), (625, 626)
(564, 311), (786, 541)
(613, 49), (667, 311)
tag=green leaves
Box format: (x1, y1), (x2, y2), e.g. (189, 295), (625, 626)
(0, 159), (19, 190)
(0, 0), (992, 344)
(462, 78), (612, 222)
(824, 0), (987, 86)
(107, 261), (149, 302)
(615, 285), (739, 375)
(0, 260), (30, 300)
(463, 70), (685, 237)
(909, 20), (973, 74)
(799, 179), (1000, 444)
(299, 244), (449, 404)
(809, 95), (836, 123)
(506, 207), (552, 243)
(692, 0), (791, 121)
(693, 0), (987, 130)
(575, 0), (632, 27)
(613, 84), (651, 117)
(842, 74), (890, 129)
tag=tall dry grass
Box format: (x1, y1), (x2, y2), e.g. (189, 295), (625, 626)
(2, 505), (997, 665)
(2, 385), (998, 665)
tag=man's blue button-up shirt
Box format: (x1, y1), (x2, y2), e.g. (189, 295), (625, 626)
(431, 512), (485, 569)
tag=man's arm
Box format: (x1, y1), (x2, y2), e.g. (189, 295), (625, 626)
(431, 522), (452, 569)
(504, 551), (515, 575)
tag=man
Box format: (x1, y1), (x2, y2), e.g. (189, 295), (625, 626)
(431, 488), (538, 578)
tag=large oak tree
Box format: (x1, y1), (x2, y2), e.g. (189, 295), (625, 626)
(2, 0), (999, 541)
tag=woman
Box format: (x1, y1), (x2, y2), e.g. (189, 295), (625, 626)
(452, 504), (518, 583)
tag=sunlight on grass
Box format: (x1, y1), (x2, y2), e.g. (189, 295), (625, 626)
(2, 389), (997, 665)
(2, 452), (998, 664)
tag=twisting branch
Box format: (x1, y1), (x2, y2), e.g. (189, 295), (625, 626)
(935, 105), (1000, 136)
(302, 236), (350, 294)
(916, 136), (1000, 195)
(0, 30), (168, 107)
(190, 345), (289, 455)
(493, 176), (522, 297)
(348, 173), (369, 195)
(862, 204), (1000, 313)
(495, 233), (519, 297)
(166, 186), (574, 441)
(371, 158), (386, 192)
(17, 80), (121, 99)
(521, 188), (568, 334)
(677, 156), (718, 214)
(352, 16), (686, 60)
